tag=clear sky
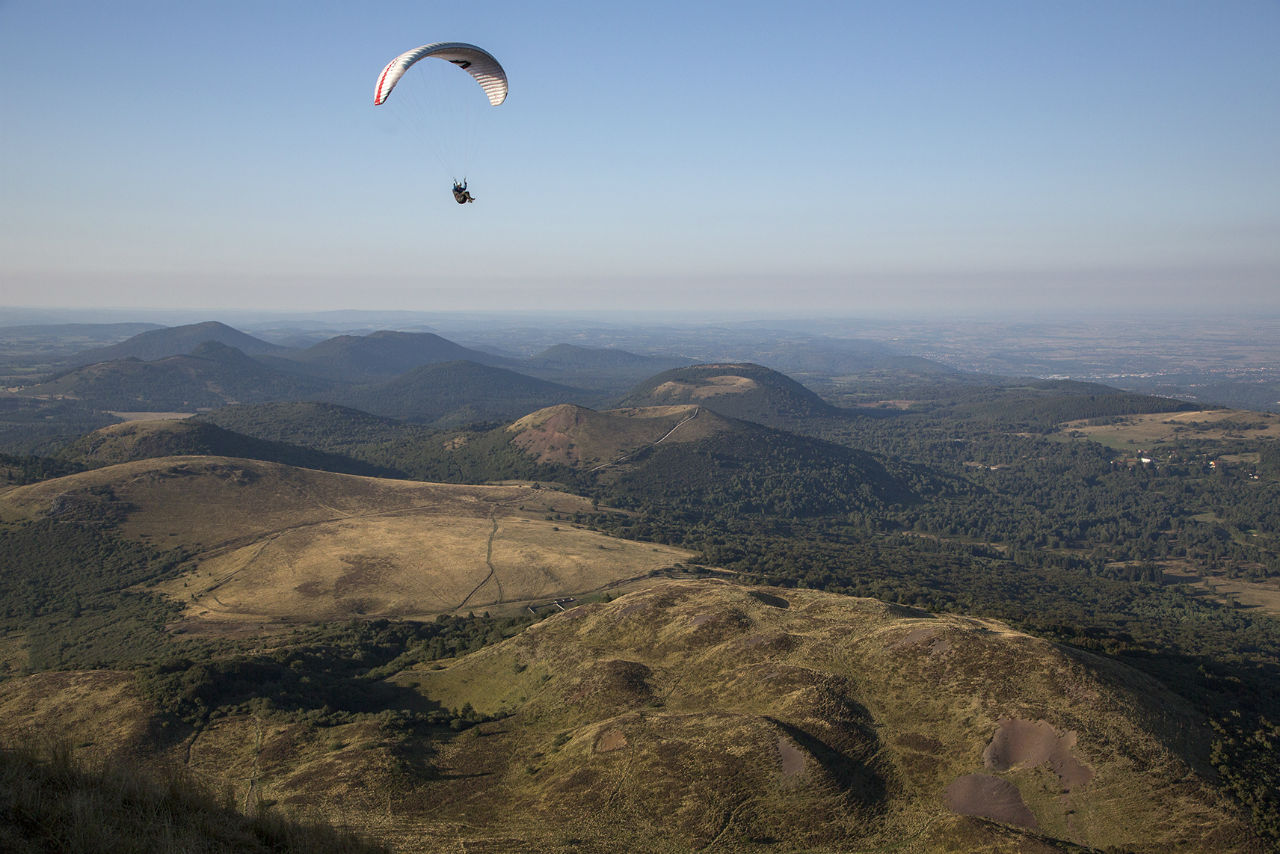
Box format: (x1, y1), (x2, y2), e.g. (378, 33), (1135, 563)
(2, 0), (1277, 316)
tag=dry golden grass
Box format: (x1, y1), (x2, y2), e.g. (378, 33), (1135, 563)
(0, 580), (1262, 852)
(103, 412), (197, 425)
(160, 512), (690, 623)
(1162, 566), (1280, 618)
(0, 456), (694, 624)
(1059, 409), (1280, 449)
(0, 671), (156, 760)
(649, 374), (759, 401)
(107, 411), (197, 422)
(383, 580), (1258, 852)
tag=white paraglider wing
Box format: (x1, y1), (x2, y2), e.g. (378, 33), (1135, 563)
(374, 42), (508, 107)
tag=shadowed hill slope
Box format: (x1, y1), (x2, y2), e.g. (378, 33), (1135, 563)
(0, 735), (387, 854)
(25, 342), (335, 410)
(271, 330), (514, 382)
(504, 401), (917, 516)
(522, 344), (696, 391)
(331, 360), (595, 427)
(59, 418), (394, 477)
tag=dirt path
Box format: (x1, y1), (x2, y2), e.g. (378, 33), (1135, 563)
(179, 494), (507, 610)
(456, 506), (507, 611)
(589, 407), (700, 472)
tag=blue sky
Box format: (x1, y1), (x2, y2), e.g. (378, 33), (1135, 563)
(2, 0), (1277, 316)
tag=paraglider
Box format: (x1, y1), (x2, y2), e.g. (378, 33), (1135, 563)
(374, 42), (507, 204)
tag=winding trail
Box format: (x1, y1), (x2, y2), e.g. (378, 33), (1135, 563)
(456, 502), (510, 611)
(589, 407), (701, 472)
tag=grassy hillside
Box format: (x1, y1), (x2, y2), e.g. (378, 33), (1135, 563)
(0, 580), (1259, 853)
(0, 456), (693, 625)
(505, 403), (735, 468)
(0, 735), (387, 853)
(1057, 408), (1280, 450)
(198, 401), (584, 486)
(381, 580), (1259, 852)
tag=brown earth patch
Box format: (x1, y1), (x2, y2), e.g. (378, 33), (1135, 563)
(687, 607), (752, 639)
(565, 659), (655, 709)
(777, 735), (807, 778)
(944, 773), (1039, 830)
(983, 718), (1093, 789)
(892, 625), (944, 648)
(594, 728), (628, 752)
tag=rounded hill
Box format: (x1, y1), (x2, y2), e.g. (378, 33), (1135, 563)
(334, 360), (590, 427)
(63, 320), (285, 367)
(619, 363), (845, 428)
(386, 579), (1260, 851)
(60, 418), (390, 477)
(505, 403), (735, 468)
(277, 330), (512, 382)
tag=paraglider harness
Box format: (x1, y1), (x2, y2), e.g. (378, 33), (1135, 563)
(452, 180), (475, 204)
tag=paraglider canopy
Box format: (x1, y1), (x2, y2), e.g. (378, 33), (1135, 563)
(374, 42), (508, 107)
(374, 42), (506, 202)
